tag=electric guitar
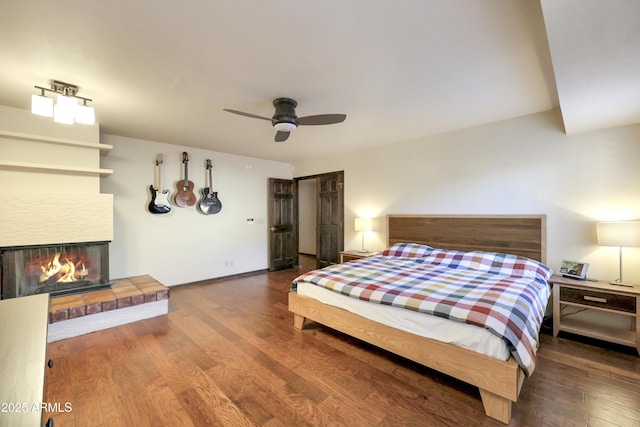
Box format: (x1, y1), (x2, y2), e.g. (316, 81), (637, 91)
(148, 153), (171, 214)
(173, 152), (196, 207)
(198, 159), (222, 215)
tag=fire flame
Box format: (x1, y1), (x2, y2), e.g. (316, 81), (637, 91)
(39, 253), (85, 283)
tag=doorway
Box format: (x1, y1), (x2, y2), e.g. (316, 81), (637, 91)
(268, 172), (344, 271)
(295, 171), (344, 269)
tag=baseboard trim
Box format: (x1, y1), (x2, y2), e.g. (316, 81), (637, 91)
(171, 269), (269, 289)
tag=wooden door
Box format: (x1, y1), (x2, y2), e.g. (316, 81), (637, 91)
(316, 172), (344, 267)
(268, 178), (298, 271)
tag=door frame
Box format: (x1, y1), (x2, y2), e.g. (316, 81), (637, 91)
(294, 171), (344, 268)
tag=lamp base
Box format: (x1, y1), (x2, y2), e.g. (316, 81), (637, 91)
(609, 279), (635, 288)
(357, 249), (369, 253)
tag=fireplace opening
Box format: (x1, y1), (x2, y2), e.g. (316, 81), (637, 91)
(1, 241), (110, 299)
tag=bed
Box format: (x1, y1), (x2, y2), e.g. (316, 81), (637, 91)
(288, 214), (551, 424)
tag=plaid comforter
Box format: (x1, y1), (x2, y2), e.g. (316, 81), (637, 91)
(291, 244), (552, 376)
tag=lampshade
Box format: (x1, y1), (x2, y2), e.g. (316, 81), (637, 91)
(75, 103), (96, 125)
(274, 122), (297, 132)
(31, 94), (53, 117)
(596, 221), (640, 247)
(53, 94), (78, 124)
(355, 217), (372, 232)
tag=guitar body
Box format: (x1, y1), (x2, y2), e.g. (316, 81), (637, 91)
(198, 159), (222, 215)
(148, 153), (171, 214)
(148, 185), (171, 214)
(174, 151), (197, 207)
(199, 187), (222, 214)
(155, 187), (171, 208)
(174, 180), (196, 207)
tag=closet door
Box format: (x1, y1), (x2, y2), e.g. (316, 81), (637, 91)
(267, 178), (298, 271)
(316, 171), (344, 268)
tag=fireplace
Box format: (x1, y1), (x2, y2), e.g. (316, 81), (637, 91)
(1, 241), (110, 299)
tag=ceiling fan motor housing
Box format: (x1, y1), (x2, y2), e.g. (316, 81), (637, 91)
(272, 98), (298, 127)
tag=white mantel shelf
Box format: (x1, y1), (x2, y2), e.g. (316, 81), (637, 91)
(0, 129), (112, 155)
(0, 159), (113, 177)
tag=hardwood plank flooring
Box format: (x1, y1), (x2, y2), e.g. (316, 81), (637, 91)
(45, 256), (640, 426)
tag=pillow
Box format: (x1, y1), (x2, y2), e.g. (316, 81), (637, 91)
(460, 251), (552, 281)
(416, 249), (552, 283)
(381, 243), (433, 258)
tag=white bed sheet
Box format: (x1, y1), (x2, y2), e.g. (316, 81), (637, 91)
(297, 281), (510, 361)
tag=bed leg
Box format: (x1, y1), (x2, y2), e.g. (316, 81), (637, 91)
(293, 313), (307, 329)
(479, 389), (512, 424)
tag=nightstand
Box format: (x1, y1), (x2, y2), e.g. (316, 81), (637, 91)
(339, 250), (376, 263)
(550, 274), (640, 355)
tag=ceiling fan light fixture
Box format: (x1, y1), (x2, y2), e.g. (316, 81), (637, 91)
(274, 122), (297, 132)
(223, 97), (346, 142)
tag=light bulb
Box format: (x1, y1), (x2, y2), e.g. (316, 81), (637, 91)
(274, 122), (296, 132)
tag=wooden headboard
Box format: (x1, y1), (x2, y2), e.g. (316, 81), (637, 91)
(387, 214), (546, 262)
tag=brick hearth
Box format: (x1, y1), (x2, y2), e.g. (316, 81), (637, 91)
(48, 275), (169, 330)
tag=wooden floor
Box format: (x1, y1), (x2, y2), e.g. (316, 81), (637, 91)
(45, 256), (640, 426)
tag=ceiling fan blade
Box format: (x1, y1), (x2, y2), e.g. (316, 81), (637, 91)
(275, 131), (290, 142)
(223, 109), (272, 121)
(297, 114), (346, 126)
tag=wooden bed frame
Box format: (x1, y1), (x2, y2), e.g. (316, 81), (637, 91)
(288, 214), (547, 424)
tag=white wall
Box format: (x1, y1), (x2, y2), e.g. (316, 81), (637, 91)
(293, 109), (640, 284)
(100, 134), (292, 286)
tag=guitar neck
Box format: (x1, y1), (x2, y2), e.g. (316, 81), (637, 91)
(182, 152), (190, 189)
(156, 154), (164, 192)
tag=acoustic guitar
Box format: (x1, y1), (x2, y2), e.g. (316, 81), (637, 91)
(173, 152), (196, 207)
(148, 153), (171, 214)
(198, 159), (222, 215)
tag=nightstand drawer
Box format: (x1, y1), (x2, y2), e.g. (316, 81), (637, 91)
(340, 250), (376, 263)
(559, 287), (636, 313)
(341, 253), (363, 263)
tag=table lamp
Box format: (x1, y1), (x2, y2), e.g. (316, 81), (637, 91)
(596, 221), (640, 286)
(354, 217), (372, 253)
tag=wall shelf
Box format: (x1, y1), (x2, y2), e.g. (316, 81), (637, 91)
(0, 160), (113, 177)
(0, 129), (112, 156)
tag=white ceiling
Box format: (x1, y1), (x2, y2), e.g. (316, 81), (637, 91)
(0, 0), (638, 163)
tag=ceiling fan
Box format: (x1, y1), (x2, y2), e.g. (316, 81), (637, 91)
(223, 98), (346, 142)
